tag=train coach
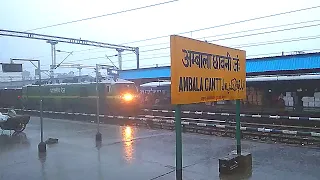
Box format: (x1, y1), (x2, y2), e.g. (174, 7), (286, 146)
(21, 78), (141, 115)
(139, 74), (320, 114)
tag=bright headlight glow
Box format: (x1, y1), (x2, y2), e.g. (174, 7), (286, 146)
(123, 93), (133, 101)
(125, 126), (132, 136)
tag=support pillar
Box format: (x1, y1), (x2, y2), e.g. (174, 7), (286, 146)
(47, 40), (58, 83)
(116, 49), (124, 70)
(135, 47), (139, 69)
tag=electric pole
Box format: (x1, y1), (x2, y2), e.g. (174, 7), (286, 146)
(47, 40), (58, 83)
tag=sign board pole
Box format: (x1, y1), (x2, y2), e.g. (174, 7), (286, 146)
(235, 99), (241, 154)
(175, 104), (182, 180)
(95, 64), (102, 142)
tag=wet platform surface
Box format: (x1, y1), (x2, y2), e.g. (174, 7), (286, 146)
(1, 117), (320, 180)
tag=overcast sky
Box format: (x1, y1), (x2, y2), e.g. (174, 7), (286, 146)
(1, 0), (320, 78)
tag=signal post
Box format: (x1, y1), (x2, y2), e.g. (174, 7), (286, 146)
(170, 35), (251, 179)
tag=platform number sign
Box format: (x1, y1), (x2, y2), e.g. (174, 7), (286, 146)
(1, 63), (23, 72)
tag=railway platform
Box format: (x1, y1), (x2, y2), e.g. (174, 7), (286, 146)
(0, 116), (320, 180)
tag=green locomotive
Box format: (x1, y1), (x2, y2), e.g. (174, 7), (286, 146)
(21, 79), (140, 115)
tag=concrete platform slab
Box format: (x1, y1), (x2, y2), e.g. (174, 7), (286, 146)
(0, 117), (320, 180)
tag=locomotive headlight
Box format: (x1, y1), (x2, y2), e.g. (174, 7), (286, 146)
(123, 93), (133, 101)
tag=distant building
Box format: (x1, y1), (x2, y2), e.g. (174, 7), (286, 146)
(22, 70), (32, 81)
(0, 72), (23, 82)
(0, 65), (25, 82)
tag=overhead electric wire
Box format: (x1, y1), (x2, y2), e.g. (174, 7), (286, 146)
(21, 4), (320, 69)
(124, 54), (169, 62)
(58, 33), (320, 65)
(155, 22), (320, 51)
(120, 4), (320, 45)
(61, 19), (320, 56)
(58, 46), (171, 64)
(208, 23), (320, 42)
(105, 55), (119, 69)
(118, 34), (320, 64)
(247, 48), (320, 58)
(43, 5), (320, 55)
(199, 19), (320, 40)
(25, 0), (178, 32)
(120, 23), (320, 56)
(134, 19), (320, 48)
(233, 35), (320, 48)
(41, 52), (170, 67)
(32, 47), (320, 71)
(58, 19), (320, 58)
(40, 30), (320, 67)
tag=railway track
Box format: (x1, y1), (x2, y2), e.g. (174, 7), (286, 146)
(141, 108), (320, 128)
(1, 107), (320, 147)
(139, 114), (320, 131)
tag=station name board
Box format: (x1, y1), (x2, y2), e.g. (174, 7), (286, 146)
(170, 35), (246, 104)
